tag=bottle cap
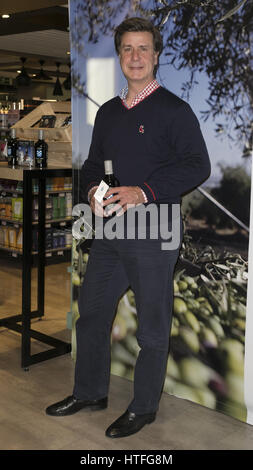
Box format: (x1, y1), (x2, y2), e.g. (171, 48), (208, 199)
(10, 128), (16, 138)
(39, 129), (44, 140)
(104, 160), (113, 174)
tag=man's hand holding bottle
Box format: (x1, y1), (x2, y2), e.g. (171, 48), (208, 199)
(89, 185), (146, 217)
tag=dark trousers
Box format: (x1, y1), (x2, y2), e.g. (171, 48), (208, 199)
(73, 232), (181, 414)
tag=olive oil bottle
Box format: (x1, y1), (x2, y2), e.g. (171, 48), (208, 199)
(35, 129), (48, 168)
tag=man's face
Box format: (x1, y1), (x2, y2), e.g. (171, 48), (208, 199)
(119, 31), (158, 86)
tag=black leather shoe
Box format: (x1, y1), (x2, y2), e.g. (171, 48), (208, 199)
(105, 410), (156, 438)
(45, 395), (108, 416)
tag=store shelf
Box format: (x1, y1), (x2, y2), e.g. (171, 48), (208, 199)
(0, 189), (72, 196)
(0, 217), (72, 225)
(0, 165), (72, 368)
(0, 245), (71, 255)
(0, 217), (22, 225)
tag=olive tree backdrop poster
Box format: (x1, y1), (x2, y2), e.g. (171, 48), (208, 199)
(69, 0), (253, 424)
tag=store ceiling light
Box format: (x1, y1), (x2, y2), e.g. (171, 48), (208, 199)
(63, 63), (71, 90)
(16, 57), (31, 87)
(34, 60), (52, 81)
(1, 14), (10, 18)
(53, 62), (63, 96)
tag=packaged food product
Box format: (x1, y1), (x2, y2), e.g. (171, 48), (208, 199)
(16, 227), (23, 250)
(2, 226), (9, 247)
(8, 227), (17, 248)
(66, 193), (72, 218)
(12, 198), (23, 220)
(0, 226), (4, 246)
(0, 198), (5, 217)
(5, 197), (12, 218)
(59, 196), (66, 218)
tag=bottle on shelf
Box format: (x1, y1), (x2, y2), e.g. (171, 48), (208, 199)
(7, 128), (18, 167)
(103, 160), (120, 214)
(35, 129), (48, 169)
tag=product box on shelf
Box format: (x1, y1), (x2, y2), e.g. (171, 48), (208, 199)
(11, 198), (23, 220)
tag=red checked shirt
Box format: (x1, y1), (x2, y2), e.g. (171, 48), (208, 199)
(119, 78), (160, 110)
(88, 79), (160, 204)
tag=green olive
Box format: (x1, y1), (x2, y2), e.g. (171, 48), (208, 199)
(71, 300), (79, 315)
(124, 335), (140, 357)
(225, 372), (245, 403)
(72, 272), (81, 286)
(207, 317), (225, 338)
(184, 310), (201, 333)
(126, 289), (135, 306)
(220, 399), (247, 421)
(199, 326), (218, 348)
(198, 306), (212, 319)
(163, 376), (176, 394)
(186, 298), (200, 313)
(117, 300), (137, 331)
(124, 367), (134, 381)
(83, 253), (89, 263)
(236, 302), (246, 319)
(179, 326), (200, 353)
(174, 297), (188, 315)
(232, 318), (246, 331)
(110, 361), (127, 377)
(178, 357), (212, 388)
(196, 297), (213, 313)
(172, 382), (201, 404)
(178, 280), (188, 292)
(183, 276), (198, 291)
(173, 280), (179, 293)
(195, 388), (216, 409)
(219, 338), (244, 375)
(166, 354), (181, 379)
(171, 319), (179, 336)
(111, 313), (127, 341)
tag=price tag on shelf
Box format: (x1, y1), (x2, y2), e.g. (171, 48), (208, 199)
(11, 252), (18, 258)
(60, 222), (66, 226)
(57, 251), (64, 256)
(46, 252), (52, 257)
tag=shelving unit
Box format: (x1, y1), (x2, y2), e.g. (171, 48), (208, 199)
(0, 164), (72, 368)
(0, 173), (72, 263)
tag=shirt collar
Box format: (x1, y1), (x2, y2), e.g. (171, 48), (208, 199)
(119, 79), (160, 105)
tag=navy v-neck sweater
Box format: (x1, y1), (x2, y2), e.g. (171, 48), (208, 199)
(80, 86), (211, 206)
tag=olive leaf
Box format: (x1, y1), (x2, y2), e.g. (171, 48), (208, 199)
(216, 0), (248, 23)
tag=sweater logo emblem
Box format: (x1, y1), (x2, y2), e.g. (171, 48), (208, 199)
(139, 124), (145, 134)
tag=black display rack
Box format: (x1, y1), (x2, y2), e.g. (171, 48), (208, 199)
(0, 167), (72, 369)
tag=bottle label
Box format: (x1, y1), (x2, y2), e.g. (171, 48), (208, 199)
(94, 180), (109, 203)
(36, 148), (43, 158)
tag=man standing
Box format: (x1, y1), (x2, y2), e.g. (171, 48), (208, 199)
(46, 17), (211, 438)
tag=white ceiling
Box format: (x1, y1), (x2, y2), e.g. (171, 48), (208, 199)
(0, 29), (70, 78)
(0, 3), (70, 79)
(0, 30), (70, 59)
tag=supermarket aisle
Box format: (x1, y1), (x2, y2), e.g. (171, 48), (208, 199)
(1, 262), (253, 450)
